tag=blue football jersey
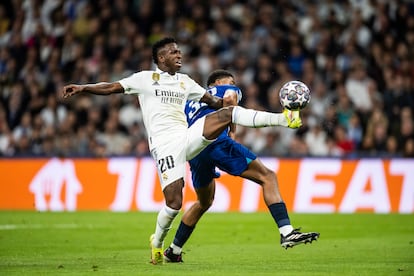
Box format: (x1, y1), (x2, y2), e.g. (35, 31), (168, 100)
(185, 85), (256, 188)
(185, 85), (242, 127)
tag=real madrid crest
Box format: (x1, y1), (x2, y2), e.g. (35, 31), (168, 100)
(152, 72), (160, 85)
(180, 81), (185, 90)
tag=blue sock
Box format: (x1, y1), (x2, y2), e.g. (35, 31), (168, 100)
(173, 221), (195, 248)
(268, 202), (291, 228)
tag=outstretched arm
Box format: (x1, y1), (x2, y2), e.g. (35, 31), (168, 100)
(199, 92), (223, 110)
(62, 82), (124, 98)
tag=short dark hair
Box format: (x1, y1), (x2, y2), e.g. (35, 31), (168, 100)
(207, 69), (234, 86)
(152, 37), (177, 65)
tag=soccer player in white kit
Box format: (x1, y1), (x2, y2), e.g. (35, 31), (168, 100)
(62, 37), (302, 265)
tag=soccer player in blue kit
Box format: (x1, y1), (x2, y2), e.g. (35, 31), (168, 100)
(164, 70), (320, 262)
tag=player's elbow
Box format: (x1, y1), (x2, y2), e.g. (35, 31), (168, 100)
(108, 82), (124, 94)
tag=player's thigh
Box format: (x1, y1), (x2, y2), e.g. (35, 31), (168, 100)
(186, 116), (215, 161)
(202, 108), (233, 140)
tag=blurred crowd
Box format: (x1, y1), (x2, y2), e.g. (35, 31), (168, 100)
(0, 0), (413, 158)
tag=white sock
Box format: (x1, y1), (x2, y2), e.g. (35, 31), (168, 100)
(170, 243), (182, 254)
(279, 225), (294, 237)
(152, 205), (179, 248)
(231, 106), (288, 127)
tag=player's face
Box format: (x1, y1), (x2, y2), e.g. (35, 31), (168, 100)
(214, 76), (235, 86)
(158, 43), (182, 73)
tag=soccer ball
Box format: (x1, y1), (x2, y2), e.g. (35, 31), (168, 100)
(279, 80), (311, 110)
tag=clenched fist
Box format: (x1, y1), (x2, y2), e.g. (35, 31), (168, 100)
(62, 84), (84, 98)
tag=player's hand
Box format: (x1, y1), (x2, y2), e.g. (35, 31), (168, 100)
(62, 84), (83, 98)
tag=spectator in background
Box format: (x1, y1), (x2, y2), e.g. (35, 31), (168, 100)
(321, 105), (338, 139)
(385, 136), (400, 157)
(371, 123), (388, 154)
(242, 128), (269, 154)
(308, 80), (332, 121)
(241, 83), (266, 111)
(345, 63), (375, 116)
(325, 136), (344, 157)
(339, 9), (372, 49)
(0, 108), (13, 156)
(256, 130), (286, 157)
(304, 117), (328, 156)
(5, 82), (25, 130)
(96, 111), (129, 156)
(288, 135), (309, 157)
(133, 137), (150, 157)
(365, 108), (389, 144)
(333, 125), (354, 157)
(399, 107), (414, 152)
(40, 93), (67, 128)
(230, 52), (254, 89)
(336, 41), (359, 74)
(253, 52), (274, 108)
(335, 84), (354, 128)
(287, 42), (306, 79)
(39, 132), (55, 157)
(347, 113), (363, 151)
(118, 96), (143, 129)
(12, 111), (32, 141)
(26, 81), (46, 115)
(0, 0), (413, 158)
(403, 139), (414, 158)
(383, 72), (414, 134)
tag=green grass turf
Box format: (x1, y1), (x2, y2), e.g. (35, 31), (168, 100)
(0, 212), (413, 275)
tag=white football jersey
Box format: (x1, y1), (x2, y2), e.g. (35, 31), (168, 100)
(119, 68), (206, 146)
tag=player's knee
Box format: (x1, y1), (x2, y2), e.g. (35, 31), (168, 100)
(165, 197), (182, 210)
(163, 180), (184, 210)
(166, 201), (182, 210)
(199, 203), (211, 212)
(199, 196), (214, 211)
(258, 167), (278, 186)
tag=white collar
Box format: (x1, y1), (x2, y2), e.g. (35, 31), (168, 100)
(155, 67), (178, 80)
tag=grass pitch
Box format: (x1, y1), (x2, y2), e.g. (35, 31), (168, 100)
(0, 211), (413, 275)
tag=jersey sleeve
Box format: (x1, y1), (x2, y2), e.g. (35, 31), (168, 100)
(186, 76), (207, 102)
(119, 72), (143, 95)
(235, 87), (243, 104)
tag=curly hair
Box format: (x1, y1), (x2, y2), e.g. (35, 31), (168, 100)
(152, 37), (177, 65)
(207, 69), (234, 87)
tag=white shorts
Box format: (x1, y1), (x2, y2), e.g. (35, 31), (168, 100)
(150, 117), (215, 190)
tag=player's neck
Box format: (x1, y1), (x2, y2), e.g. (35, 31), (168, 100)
(158, 65), (176, 76)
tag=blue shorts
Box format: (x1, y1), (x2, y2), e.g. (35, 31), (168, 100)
(189, 136), (257, 188)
